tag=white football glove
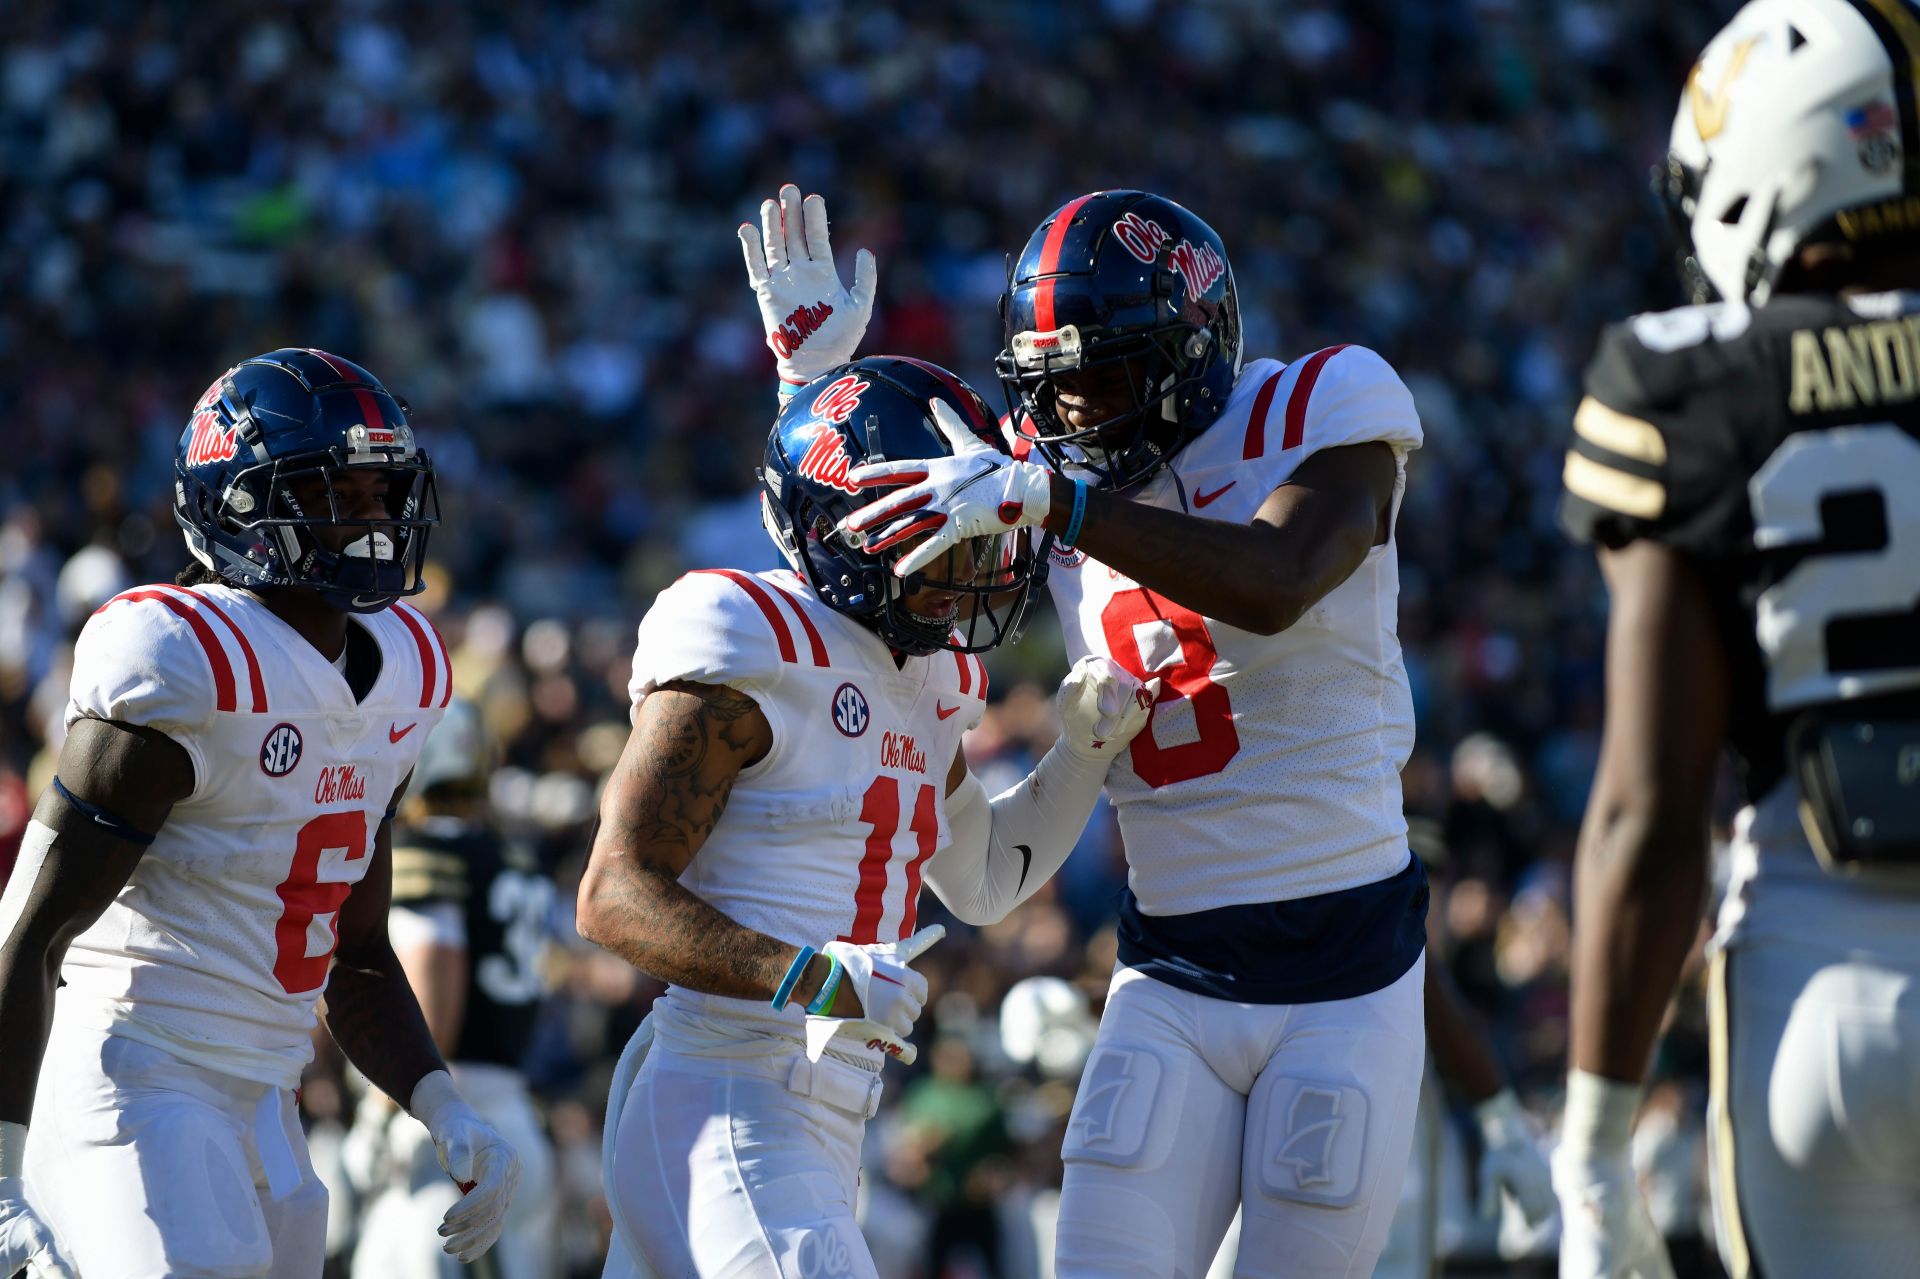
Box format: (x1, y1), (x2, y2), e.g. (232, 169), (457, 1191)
(839, 397), (1055, 577)
(820, 924), (945, 1047)
(1553, 1145), (1676, 1279)
(1056, 655), (1158, 761)
(1472, 1089), (1557, 1227)
(739, 184), (877, 391)
(0, 1179), (73, 1279)
(409, 1071), (523, 1264)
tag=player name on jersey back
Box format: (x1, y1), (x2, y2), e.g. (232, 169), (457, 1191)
(59, 584), (449, 1087)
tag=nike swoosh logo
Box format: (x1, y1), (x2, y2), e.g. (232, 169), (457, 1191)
(1014, 844), (1033, 892)
(871, 971), (904, 987)
(389, 722), (417, 743)
(1194, 481), (1237, 508)
(935, 702), (960, 720)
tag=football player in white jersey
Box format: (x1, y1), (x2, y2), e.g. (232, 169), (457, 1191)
(0, 349), (519, 1279)
(1557, 4), (1920, 1277)
(579, 356), (1155, 1279)
(742, 186), (1430, 1276)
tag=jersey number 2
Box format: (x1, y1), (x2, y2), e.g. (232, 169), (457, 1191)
(1101, 588), (1240, 786)
(273, 810), (368, 995)
(843, 777), (938, 944)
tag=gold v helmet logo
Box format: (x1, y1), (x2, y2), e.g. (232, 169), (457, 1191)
(1688, 37), (1758, 142)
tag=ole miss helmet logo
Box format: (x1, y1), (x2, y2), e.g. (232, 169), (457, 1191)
(184, 375), (240, 466)
(810, 374), (870, 425)
(1111, 212), (1226, 296)
(797, 425), (861, 495)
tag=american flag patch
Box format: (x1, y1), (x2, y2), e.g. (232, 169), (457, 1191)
(1847, 101), (1898, 139)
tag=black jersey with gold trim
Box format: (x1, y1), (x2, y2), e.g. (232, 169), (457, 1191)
(1560, 292), (1920, 798)
(391, 816), (553, 1070)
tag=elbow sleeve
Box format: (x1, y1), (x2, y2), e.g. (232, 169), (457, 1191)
(922, 743), (1113, 926)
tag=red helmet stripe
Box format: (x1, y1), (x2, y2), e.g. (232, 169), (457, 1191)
(305, 348), (390, 439)
(887, 356), (992, 434)
(1032, 194), (1096, 333)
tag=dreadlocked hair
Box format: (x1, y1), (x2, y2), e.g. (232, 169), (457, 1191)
(174, 560), (221, 587)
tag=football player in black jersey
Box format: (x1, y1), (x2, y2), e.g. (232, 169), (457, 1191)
(347, 701), (559, 1279)
(1557, 3), (1920, 1277)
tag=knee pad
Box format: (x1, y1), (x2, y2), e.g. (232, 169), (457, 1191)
(1061, 1043), (1179, 1171)
(1245, 1074), (1371, 1210)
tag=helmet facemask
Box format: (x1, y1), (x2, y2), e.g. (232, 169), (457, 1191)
(996, 318), (1225, 491)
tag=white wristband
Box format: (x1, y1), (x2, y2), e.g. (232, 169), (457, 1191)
(0, 1119), (28, 1179)
(407, 1068), (462, 1130)
(1472, 1087), (1527, 1145)
(1560, 1068), (1641, 1157)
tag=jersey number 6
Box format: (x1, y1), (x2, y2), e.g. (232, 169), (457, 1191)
(273, 810), (369, 994)
(1101, 588), (1240, 786)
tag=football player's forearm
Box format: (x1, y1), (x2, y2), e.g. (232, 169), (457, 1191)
(0, 951), (61, 1126)
(925, 743), (1110, 926)
(1568, 802), (1712, 1083)
(323, 944), (449, 1104)
(1046, 465), (1377, 636)
(577, 857), (832, 1005)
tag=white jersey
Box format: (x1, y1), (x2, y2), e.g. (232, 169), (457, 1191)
(1038, 346), (1423, 913)
(627, 568), (985, 1059)
(60, 584), (450, 1088)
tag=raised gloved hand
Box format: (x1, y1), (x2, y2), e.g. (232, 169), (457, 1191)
(1056, 655), (1158, 761)
(739, 184), (877, 392)
(408, 1071), (523, 1264)
(0, 1120), (73, 1279)
(1553, 1144), (1675, 1279)
(1473, 1088), (1557, 1226)
(839, 398), (1055, 577)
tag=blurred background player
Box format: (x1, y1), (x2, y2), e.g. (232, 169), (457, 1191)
(1557, 2), (1920, 1276)
(0, 349), (519, 1278)
(348, 699), (559, 1279)
(748, 186), (1431, 1278)
(580, 357), (1152, 1278)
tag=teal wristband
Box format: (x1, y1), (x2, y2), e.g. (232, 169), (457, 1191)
(1060, 479), (1089, 548)
(772, 945), (816, 1011)
(803, 954), (844, 1016)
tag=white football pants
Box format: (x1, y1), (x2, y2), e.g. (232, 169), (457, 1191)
(602, 1006), (885, 1279)
(23, 1019), (327, 1279)
(1057, 955), (1425, 1279)
(1708, 934), (1920, 1278)
(350, 1062), (558, 1279)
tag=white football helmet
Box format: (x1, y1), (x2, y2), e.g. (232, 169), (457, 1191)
(1661, 0), (1920, 303)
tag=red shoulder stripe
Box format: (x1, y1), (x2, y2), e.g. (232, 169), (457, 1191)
(164, 586), (267, 713)
(1282, 345), (1351, 452)
(953, 650), (972, 695)
(395, 602), (454, 708)
(972, 655), (989, 701)
(1240, 368), (1287, 460)
(771, 587), (829, 668)
(695, 569), (797, 664)
(100, 589), (237, 713)
(1033, 193), (1096, 333)
(389, 602), (438, 709)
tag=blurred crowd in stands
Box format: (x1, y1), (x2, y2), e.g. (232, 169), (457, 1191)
(0, 0), (1737, 1273)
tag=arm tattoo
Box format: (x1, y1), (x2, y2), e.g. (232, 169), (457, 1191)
(580, 681), (816, 1003)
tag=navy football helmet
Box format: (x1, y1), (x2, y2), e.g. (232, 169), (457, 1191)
(760, 356), (1050, 656)
(173, 349), (437, 614)
(996, 190), (1243, 490)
